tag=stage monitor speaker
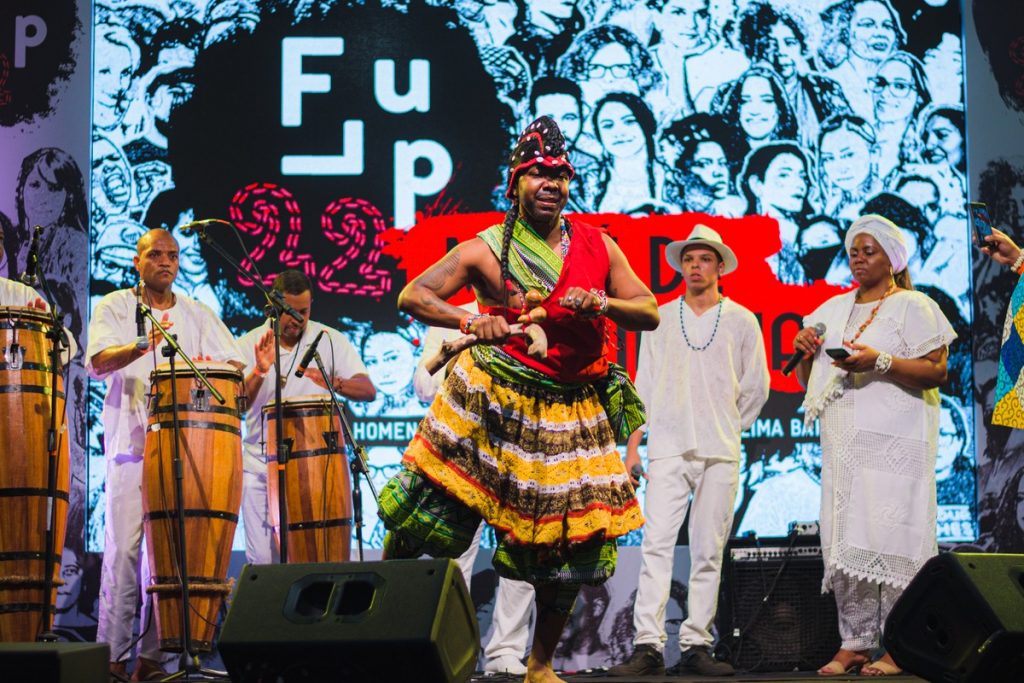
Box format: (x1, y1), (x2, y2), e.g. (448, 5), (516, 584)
(218, 558), (479, 683)
(883, 552), (1024, 683)
(716, 534), (840, 672)
(0, 642), (109, 683)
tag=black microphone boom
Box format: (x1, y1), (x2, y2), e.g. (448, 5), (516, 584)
(781, 322), (826, 376)
(20, 226), (43, 287)
(178, 218), (222, 236)
(295, 329), (326, 378)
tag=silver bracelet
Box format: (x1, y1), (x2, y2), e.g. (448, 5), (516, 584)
(874, 351), (893, 375)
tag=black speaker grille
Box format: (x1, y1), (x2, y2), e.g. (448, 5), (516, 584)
(716, 537), (840, 672)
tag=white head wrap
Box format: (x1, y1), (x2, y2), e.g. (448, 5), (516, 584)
(844, 214), (913, 274)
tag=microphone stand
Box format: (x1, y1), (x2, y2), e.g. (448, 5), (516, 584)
(310, 352), (378, 562)
(137, 303), (224, 677)
(30, 262), (68, 643)
(190, 225), (303, 564)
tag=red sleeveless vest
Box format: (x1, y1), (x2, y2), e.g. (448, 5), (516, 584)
(483, 220), (609, 384)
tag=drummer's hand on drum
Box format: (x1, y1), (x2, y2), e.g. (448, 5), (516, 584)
(303, 367), (332, 392)
(27, 297), (48, 311)
(192, 355), (213, 362)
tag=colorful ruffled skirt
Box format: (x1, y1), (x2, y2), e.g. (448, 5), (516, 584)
(378, 350), (643, 584)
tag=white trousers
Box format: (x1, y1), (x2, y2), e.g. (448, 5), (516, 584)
(633, 455), (738, 651)
(96, 455), (162, 663)
(456, 523), (535, 662)
(242, 469), (279, 565)
(830, 571), (901, 651)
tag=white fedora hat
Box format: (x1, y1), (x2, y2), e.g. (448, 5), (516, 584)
(665, 224), (738, 275)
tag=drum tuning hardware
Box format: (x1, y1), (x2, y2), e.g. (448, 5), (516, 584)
(191, 387), (210, 412)
(3, 342), (24, 369)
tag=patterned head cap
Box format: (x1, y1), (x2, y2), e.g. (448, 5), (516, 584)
(505, 116), (575, 199)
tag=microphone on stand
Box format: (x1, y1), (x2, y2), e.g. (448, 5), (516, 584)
(178, 218), (222, 236)
(295, 329), (326, 378)
(20, 226), (43, 287)
(781, 322), (826, 376)
(135, 282), (150, 350)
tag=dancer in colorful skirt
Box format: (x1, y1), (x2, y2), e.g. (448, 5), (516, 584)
(379, 116), (660, 683)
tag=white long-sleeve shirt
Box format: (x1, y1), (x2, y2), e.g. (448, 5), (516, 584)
(635, 296), (769, 462)
(86, 288), (244, 458)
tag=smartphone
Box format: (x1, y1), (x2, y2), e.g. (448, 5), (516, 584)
(970, 202), (994, 244)
(825, 347), (851, 360)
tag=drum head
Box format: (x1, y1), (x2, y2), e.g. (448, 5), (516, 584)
(0, 305), (54, 326)
(262, 394), (333, 416)
(151, 360), (242, 381)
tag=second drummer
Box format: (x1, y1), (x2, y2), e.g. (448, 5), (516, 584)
(237, 269), (375, 565)
(86, 228), (244, 681)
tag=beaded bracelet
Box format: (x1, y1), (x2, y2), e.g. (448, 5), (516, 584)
(875, 351), (893, 375)
(459, 312), (486, 335)
(1013, 250), (1024, 275)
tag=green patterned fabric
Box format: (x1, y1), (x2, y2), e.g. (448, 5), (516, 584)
(593, 362), (648, 441)
(380, 468), (619, 584)
(478, 218), (563, 295)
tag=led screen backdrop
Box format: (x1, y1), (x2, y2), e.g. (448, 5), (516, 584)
(87, 0), (975, 552)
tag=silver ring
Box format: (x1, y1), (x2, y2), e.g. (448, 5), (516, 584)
(574, 297), (582, 306)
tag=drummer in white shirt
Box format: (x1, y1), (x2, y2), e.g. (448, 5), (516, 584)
(237, 269), (375, 565)
(86, 229), (244, 680)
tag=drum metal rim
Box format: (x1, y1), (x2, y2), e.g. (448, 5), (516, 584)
(147, 419), (241, 436)
(149, 403), (242, 418)
(0, 385), (65, 398)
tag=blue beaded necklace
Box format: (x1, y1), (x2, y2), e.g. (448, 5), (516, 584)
(679, 296), (724, 351)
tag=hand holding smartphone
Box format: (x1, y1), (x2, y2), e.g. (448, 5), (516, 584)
(970, 202), (994, 245)
(825, 347), (851, 360)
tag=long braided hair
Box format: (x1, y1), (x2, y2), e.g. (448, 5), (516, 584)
(499, 197), (518, 316)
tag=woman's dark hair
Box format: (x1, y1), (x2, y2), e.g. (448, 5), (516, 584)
(15, 147), (88, 234)
(920, 105), (966, 175)
(818, 0), (907, 70)
(713, 64), (798, 143)
(664, 112), (742, 179)
(739, 141), (813, 220)
(592, 92), (658, 208)
(556, 24), (663, 91)
(737, 1), (807, 63)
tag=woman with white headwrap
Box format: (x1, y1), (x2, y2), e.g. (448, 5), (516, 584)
(789, 214), (955, 677)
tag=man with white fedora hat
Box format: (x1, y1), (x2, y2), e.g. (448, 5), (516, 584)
(609, 224), (769, 677)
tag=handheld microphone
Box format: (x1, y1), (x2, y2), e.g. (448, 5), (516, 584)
(781, 322), (826, 376)
(20, 226), (43, 287)
(630, 464), (645, 480)
(135, 283), (150, 350)
(178, 218), (221, 236)
(295, 329), (326, 378)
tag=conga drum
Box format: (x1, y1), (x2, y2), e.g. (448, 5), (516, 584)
(143, 361), (243, 652)
(264, 395), (352, 563)
(0, 306), (70, 641)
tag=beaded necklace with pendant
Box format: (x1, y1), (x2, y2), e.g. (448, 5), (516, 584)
(679, 296), (723, 351)
(844, 282), (897, 347)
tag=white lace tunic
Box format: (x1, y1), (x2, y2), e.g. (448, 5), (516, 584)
(808, 290), (956, 590)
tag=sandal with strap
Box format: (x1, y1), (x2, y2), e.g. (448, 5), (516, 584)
(861, 659), (903, 676)
(817, 650), (869, 676)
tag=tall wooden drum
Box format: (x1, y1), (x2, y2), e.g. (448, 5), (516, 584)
(143, 361), (243, 652)
(0, 306), (70, 641)
(264, 395), (352, 563)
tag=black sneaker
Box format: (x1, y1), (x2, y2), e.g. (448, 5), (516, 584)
(607, 644), (666, 676)
(666, 646), (736, 677)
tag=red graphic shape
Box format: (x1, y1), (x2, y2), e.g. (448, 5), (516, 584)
(0, 53), (12, 106)
(319, 197), (392, 296)
(228, 182), (303, 286)
(383, 211), (851, 393)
